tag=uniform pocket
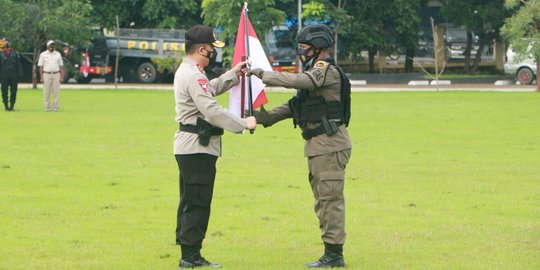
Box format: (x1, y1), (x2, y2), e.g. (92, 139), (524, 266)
(185, 173), (214, 206)
(318, 171), (344, 201)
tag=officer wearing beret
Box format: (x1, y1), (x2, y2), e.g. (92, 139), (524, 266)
(173, 24), (256, 268)
(248, 24), (352, 268)
(0, 38), (23, 111)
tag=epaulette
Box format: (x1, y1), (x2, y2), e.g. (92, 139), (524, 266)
(196, 64), (206, 74)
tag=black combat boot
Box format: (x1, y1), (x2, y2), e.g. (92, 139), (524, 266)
(306, 242), (345, 268)
(8, 101), (15, 111)
(179, 245), (222, 269)
(3, 102), (8, 111)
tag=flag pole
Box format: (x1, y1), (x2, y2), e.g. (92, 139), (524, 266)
(244, 2), (254, 134)
(240, 56), (246, 118)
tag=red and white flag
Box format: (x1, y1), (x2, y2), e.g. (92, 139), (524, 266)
(229, 4), (272, 118)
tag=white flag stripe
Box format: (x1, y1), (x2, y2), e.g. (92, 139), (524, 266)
(229, 36), (272, 118)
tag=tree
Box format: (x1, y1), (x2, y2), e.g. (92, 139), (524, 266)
(301, 0), (351, 64)
(90, 0), (202, 29)
(201, 0), (286, 65)
(340, 0), (425, 73)
(4, 0), (93, 87)
(441, 0), (508, 74)
(501, 0), (540, 90)
(0, 0), (25, 41)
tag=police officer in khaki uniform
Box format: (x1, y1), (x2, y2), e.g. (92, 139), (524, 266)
(248, 24), (352, 268)
(38, 40), (64, 112)
(173, 24), (256, 269)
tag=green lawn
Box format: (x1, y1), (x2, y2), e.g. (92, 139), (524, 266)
(1, 88), (539, 270)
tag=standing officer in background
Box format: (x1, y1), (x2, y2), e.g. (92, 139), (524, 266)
(0, 38), (23, 111)
(173, 24), (256, 269)
(248, 24), (352, 268)
(38, 40), (64, 112)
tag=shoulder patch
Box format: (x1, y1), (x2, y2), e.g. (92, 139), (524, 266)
(198, 78), (209, 93)
(314, 61), (329, 69)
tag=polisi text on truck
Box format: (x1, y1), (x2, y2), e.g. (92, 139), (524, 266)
(126, 41), (183, 52)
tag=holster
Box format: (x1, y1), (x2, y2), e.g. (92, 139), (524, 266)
(196, 117), (212, 146)
(321, 116), (338, 136)
(179, 117), (224, 146)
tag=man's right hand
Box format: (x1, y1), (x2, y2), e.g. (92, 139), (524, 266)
(233, 61), (248, 77)
(252, 105), (269, 126)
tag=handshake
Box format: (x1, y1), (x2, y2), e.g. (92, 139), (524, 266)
(246, 68), (264, 79)
(245, 105), (269, 127)
(243, 68), (268, 129)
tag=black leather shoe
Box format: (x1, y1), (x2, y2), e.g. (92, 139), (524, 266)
(179, 257), (222, 268)
(306, 254), (345, 268)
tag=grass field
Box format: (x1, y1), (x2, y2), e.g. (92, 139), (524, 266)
(1, 88), (539, 270)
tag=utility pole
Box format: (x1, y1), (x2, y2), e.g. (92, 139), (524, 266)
(298, 0), (302, 72)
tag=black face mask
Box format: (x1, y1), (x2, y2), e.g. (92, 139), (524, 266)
(202, 47), (218, 68)
(297, 46), (320, 69)
(297, 47), (313, 64)
(208, 48), (218, 67)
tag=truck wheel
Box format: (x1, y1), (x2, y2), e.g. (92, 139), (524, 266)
(75, 75), (93, 84)
(517, 67), (534, 85)
(137, 62), (158, 83)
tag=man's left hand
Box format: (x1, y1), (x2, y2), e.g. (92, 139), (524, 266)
(247, 68), (264, 79)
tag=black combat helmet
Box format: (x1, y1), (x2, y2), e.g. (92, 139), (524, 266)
(296, 24), (334, 49)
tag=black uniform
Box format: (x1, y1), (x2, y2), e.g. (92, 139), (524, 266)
(0, 48), (22, 111)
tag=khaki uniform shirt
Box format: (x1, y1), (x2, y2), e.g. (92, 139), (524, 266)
(173, 57), (246, 156)
(261, 57), (352, 157)
(37, 50), (63, 72)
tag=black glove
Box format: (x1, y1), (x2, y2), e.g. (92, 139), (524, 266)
(247, 68), (264, 79)
(246, 105), (269, 126)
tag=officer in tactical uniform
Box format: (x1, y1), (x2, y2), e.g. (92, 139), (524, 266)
(173, 24), (256, 269)
(248, 24), (352, 268)
(0, 38), (23, 111)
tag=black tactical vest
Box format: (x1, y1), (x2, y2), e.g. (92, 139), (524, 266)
(1, 50), (20, 73)
(288, 58), (351, 129)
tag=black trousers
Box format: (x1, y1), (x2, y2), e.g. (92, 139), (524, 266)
(175, 153), (218, 247)
(1, 74), (18, 104)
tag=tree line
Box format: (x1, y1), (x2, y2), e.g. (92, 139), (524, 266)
(0, 0), (538, 79)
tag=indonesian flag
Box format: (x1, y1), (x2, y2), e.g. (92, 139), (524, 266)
(229, 4), (272, 118)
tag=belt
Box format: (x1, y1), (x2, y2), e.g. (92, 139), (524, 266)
(179, 124), (224, 136)
(44, 71), (59, 74)
(301, 122), (342, 140)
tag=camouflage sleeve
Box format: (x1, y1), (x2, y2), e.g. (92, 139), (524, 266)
(261, 61), (331, 90)
(209, 69), (240, 96)
(188, 74), (246, 133)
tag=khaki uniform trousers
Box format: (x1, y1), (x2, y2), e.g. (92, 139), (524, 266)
(43, 73), (61, 110)
(308, 149), (351, 245)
